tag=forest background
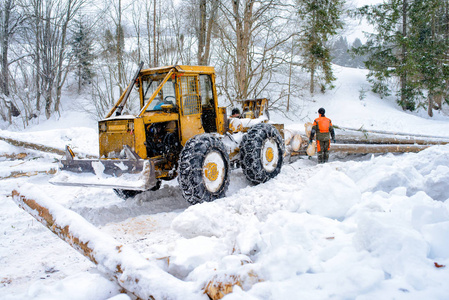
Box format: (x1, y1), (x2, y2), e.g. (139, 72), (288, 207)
(1, 0), (449, 128)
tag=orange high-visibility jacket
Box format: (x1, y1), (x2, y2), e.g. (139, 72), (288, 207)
(310, 116), (335, 142)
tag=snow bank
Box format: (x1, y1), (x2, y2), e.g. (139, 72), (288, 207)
(167, 145), (449, 299)
(3, 64), (449, 299)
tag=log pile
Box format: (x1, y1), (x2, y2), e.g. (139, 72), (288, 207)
(331, 127), (449, 155)
(335, 127), (449, 146)
(286, 125), (449, 157)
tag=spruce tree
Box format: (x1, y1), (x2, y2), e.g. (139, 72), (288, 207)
(350, 38), (366, 68)
(356, 0), (449, 115)
(71, 18), (95, 92)
(408, 0), (449, 116)
(332, 36), (350, 67)
(354, 0), (417, 109)
(297, 0), (344, 94)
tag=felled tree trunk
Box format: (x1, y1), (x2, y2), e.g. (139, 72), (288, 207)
(11, 189), (197, 300)
(331, 143), (429, 154)
(334, 128), (449, 145)
(0, 135), (66, 156)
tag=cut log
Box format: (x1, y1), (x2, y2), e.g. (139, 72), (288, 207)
(0, 135), (66, 155)
(11, 189), (198, 300)
(0, 135), (96, 158)
(335, 128), (449, 145)
(1, 169), (56, 180)
(338, 126), (449, 139)
(205, 274), (242, 300)
(331, 143), (430, 154)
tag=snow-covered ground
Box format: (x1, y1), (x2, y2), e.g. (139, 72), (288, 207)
(1, 66), (449, 300)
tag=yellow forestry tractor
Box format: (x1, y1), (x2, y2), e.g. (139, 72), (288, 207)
(51, 63), (303, 204)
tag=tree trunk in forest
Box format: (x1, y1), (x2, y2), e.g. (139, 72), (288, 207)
(232, 0), (253, 100)
(43, 3), (53, 119)
(310, 65), (315, 94)
(146, 1), (152, 65)
(34, 0), (42, 112)
(0, 0), (12, 97)
(117, 0), (124, 95)
(153, 0), (158, 67)
(400, 0), (408, 110)
(55, 0), (76, 115)
(428, 94), (434, 117)
(197, 0), (206, 65)
(197, 0), (218, 66)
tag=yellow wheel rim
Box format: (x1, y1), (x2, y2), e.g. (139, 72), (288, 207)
(266, 147), (274, 162)
(204, 162), (219, 181)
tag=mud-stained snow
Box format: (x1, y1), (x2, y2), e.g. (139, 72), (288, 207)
(1, 65), (449, 300)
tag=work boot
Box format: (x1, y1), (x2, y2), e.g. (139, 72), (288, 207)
(317, 153), (324, 164)
(324, 152), (329, 163)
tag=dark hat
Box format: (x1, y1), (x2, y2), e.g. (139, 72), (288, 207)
(231, 108), (240, 115)
(318, 107), (325, 115)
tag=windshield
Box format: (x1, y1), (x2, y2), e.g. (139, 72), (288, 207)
(142, 74), (176, 111)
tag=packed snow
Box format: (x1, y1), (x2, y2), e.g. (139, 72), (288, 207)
(1, 65), (449, 300)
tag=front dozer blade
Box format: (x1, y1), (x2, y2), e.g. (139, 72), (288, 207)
(49, 146), (157, 191)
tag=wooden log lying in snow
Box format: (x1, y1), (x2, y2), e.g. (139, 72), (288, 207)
(331, 143), (430, 154)
(338, 126), (449, 139)
(0, 135), (66, 156)
(335, 128), (449, 145)
(0, 135), (96, 158)
(11, 188), (198, 300)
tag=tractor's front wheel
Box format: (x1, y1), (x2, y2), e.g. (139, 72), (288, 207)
(178, 134), (230, 205)
(240, 123), (284, 184)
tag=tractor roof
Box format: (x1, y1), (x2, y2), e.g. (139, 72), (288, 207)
(140, 65), (215, 76)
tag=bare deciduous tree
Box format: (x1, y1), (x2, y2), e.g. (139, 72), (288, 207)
(20, 0), (86, 118)
(0, 0), (25, 123)
(216, 0), (294, 107)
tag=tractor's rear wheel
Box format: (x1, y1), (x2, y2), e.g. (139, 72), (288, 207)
(178, 134), (230, 205)
(240, 123), (284, 184)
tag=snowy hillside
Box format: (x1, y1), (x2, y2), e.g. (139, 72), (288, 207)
(1, 66), (449, 300)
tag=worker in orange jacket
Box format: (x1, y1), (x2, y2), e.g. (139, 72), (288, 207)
(309, 107), (335, 163)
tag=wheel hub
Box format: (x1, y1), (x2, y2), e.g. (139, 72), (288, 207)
(261, 138), (278, 172)
(265, 147), (274, 162)
(203, 151), (225, 193)
(204, 162), (219, 181)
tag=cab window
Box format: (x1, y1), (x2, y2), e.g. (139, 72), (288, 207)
(142, 75), (176, 111)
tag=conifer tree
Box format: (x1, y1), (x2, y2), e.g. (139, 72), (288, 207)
(408, 0), (449, 116)
(71, 18), (95, 92)
(355, 0), (449, 115)
(354, 0), (417, 109)
(297, 0), (344, 94)
(350, 38), (366, 68)
(332, 36), (350, 67)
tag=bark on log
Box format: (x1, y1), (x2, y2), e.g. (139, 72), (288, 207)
(338, 126), (449, 139)
(11, 189), (198, 300)
(0, 135), (66, 155)
(0, 135), (96, 158)
(331, 143), (430, 154)
(335, 128), (449, 145)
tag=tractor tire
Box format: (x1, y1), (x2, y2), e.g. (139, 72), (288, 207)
(178, 134), (230, 205)
(113, 180), (162, 200)
(240, 123), (284, 185)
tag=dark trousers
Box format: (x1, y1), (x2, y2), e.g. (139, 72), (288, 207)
(316, 139), (330, 163)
